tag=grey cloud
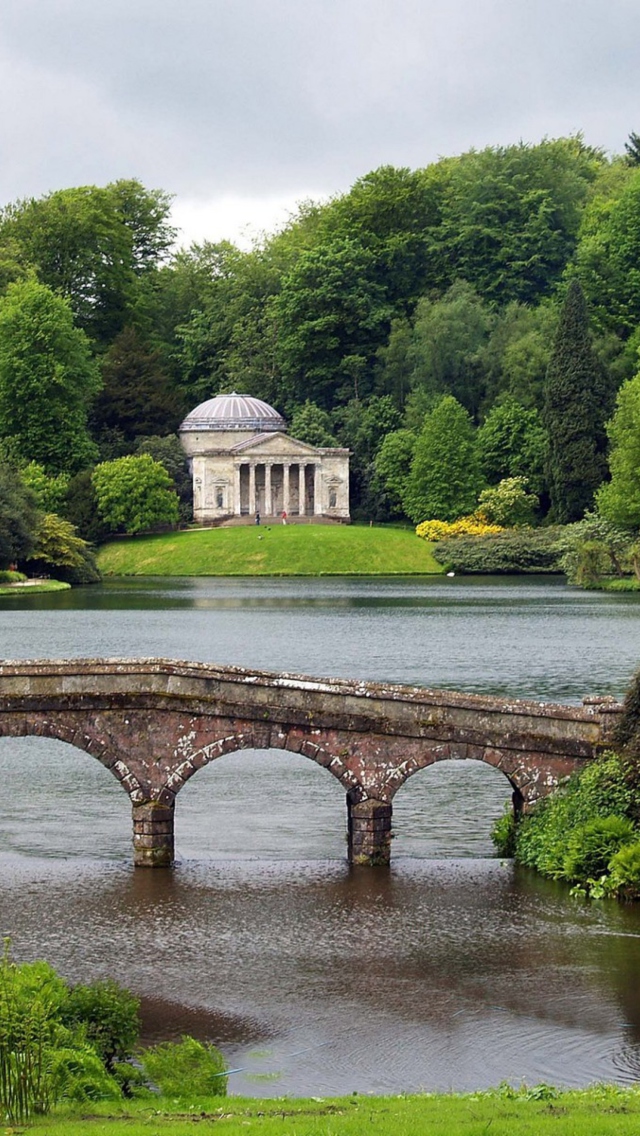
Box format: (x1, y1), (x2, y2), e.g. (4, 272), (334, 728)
(0, 0), (638, 204)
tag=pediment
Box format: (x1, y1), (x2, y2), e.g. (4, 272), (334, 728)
(230, 432), (321, 457)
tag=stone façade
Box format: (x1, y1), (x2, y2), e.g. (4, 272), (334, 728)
(0, 658), (623, 867)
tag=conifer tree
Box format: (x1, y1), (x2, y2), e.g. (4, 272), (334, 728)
(543, 280), (611, 523)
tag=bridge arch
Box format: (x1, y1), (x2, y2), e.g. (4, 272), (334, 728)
(390, 755), (517, 859)
(172, 744), (348, 861)
(0, 733), (140, 860)
(161, 727), (362, 801)
(0, 718), (146, 803)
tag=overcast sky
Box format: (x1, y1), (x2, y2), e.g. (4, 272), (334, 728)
(1, 0), (638, 247)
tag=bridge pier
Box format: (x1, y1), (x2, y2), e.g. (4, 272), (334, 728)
(132, 801), (175, 867)
(347, 794), (392, 866)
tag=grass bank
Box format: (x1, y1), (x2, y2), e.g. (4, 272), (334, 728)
(0, 578), (70, 596)
(97, 524), (443, 577)
(31, 1086), (640, 1135)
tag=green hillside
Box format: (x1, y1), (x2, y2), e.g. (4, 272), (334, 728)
(97, 524), (443, 576)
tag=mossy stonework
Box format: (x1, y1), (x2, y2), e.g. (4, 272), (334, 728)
(0, 658), (623, 867)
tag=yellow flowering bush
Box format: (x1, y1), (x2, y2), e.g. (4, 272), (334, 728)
(415, 513), (504, 541)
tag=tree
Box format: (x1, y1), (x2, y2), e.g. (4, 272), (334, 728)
(403, 396), (483, 523)
(543, 280), (612, 523)
(28, 513), (100, 584)
(477, 396), (547, 493)
(624, 133), (640, 166)
(0, 280), (100, 474)
(597, 371), (640, 527)
(0, 181), (175, 345)
(20, 462), (70, 513)
(479, 301), (558, 410)
(333, 395), (401, 517)
(275, 238), (392, 410)
(63, 470), (109, 544)
(408, 281), (493, 415)
(0, 465), (40, 567)
(135, 434), (192, 523)
(92, 455), (179, 535)
(92, 326), (183, 443)
(373, 429), (417, 516)
(436, 137), (604, 304)
(573, 167), (640, 336)
(288, 401), (337, 447)
(478, 477), (539, 527)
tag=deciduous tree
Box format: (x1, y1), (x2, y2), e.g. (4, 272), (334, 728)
(403, 396), (483, 523)
(92, 455), (179, 535)
(0, 280), (100, 474)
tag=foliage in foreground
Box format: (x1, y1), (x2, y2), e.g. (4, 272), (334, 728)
(492, 752), (640, 899)
(0, 950), (226, 1123)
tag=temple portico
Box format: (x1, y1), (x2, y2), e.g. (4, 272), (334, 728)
(235, 460), (322, 517)
(179, 393), (350, 524)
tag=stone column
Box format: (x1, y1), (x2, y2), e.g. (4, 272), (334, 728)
(347, 794), (392, 866)
(132, 800), (175, 867)
(283, 464), (290, 515)
(249, 463), (256, 515)
(314, 463), (323, 515)
(265, 463), (273, 516)
(233, 465), (242, 516)
(304, 461), (311, 515)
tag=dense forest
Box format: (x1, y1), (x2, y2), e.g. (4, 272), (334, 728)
(2, 133), (640, 572)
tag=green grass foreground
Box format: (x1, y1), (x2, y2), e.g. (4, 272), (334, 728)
(30, 1086), (640, 1135)
(0, 578), (70, 596)
(97, 524), (444, 577)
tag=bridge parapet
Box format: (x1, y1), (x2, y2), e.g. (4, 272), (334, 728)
(0, 658), (624, 867)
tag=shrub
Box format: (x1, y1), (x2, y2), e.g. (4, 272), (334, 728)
(0, 569), (26, 583)
(140, 1035), (228, 1098)
(59, 980), (139, 1072)
(555, 513), (632, 585)
(491, 806), (517, 857)
(0, 948), (144, 1120)
(606, 841), (640, 899)
(416, 514), (503, 541)
(433, 527), (563, 574)
(513, 753), (634, 880)
(0, 952), (68, 1122)
(478, 477), (539, 527)
(562, 816), (636, 882)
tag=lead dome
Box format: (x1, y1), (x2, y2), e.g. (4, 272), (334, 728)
(179, 392), (286, 433)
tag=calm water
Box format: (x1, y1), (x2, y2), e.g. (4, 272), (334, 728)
(1, 575), (640, 1094)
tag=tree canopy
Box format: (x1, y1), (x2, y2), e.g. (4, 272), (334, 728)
(0, 280), (100, 474)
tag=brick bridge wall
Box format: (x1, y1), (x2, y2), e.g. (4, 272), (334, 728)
(0, 658), (623, 867)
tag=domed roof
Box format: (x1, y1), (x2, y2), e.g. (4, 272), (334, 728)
(179, 392), (286, 433)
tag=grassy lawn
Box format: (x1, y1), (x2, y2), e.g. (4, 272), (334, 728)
(0, 579), (70, 596)
(31, 1087), (640, 1135)
(97, 524), (443, 577)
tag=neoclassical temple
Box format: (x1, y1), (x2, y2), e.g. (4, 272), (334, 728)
(179, 393), (350, 524)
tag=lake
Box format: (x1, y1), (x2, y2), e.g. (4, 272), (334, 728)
(1, 575), (640, 1095)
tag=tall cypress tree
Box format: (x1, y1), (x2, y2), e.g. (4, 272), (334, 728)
(543, 280), (611, 523)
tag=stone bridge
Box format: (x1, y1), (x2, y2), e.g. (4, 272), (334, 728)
(0, 658), (624, 867)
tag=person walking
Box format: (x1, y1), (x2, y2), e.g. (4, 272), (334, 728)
(255, 511), (260, 525)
